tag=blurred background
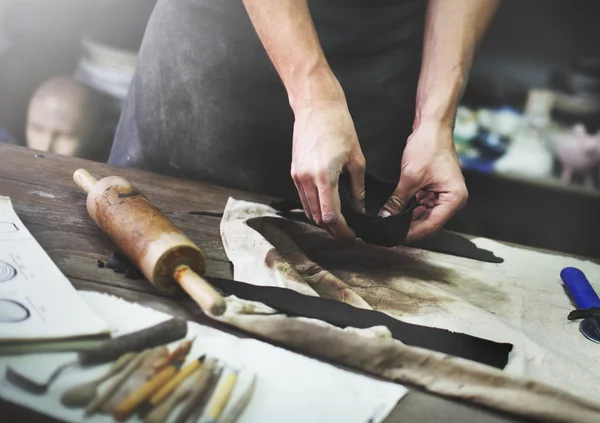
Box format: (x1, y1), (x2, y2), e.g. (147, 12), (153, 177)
(1, 0), (599, 258)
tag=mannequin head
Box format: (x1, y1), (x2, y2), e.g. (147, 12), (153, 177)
(26, 76), (107, 159)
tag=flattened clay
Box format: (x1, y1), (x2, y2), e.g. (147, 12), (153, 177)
(271, 174), (503, 263)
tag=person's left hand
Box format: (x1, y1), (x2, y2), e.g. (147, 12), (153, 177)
(379, 121), (468, 244)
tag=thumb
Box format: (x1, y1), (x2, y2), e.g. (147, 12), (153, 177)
(379, 172), (419, 217)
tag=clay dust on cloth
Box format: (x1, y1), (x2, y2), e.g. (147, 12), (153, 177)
(220, 198), (600, 405)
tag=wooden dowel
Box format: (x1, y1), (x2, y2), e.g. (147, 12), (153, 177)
(174, 265), (226, 316)
(73, 169), (97, 194)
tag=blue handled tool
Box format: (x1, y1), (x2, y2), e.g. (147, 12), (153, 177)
(560, 267), (600, 344)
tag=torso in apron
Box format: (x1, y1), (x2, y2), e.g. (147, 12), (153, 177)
(109, 0), (426, 200)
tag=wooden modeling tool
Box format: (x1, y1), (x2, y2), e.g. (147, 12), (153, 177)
(199, 368), (239, 423)
(73, 169), (226, 316)
(173, 358), (219, 423)
(113, 363), (180, 421)
(60, 352), (135, 408)
(144, 365), (205, 423)
(149, 356), (203, 406)
(6, 318), (186, 395)
(219, 374), (256, 423)
(153, 337), (195, 373)
(85, 350), (152, 416)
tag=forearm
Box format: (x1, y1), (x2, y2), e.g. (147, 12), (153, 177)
(242, 0), (342, 113)
(414, 0), (499, 130)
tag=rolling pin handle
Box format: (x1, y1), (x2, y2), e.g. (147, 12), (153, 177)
(73, 169), (98, 194)
(174, 265), (226, 316)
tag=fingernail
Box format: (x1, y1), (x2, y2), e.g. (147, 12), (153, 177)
(380, 210), (391, 218)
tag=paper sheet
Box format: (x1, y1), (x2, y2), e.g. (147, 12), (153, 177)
(0, 196), (109, 342)
(0, 291), (408, 423)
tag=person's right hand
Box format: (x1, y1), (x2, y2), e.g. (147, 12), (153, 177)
(290, 93), (366, 242)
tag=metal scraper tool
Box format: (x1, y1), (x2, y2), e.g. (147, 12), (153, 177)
(561, 267), (600, 344)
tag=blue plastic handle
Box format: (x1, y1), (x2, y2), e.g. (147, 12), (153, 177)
(560, 267), (600, 310)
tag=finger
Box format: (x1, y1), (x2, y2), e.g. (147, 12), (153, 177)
(304, 183), (323, 225)
(379, 172), (420, 217)
(417, 191), (435, 203)
(317, 175), (356, 241)
(405, 206), (450, 244)
(292, 175), (313, 221)
(346, 155), (366, 213)
(415, 191), (429, 203)
(411, 205), (430, 221)
(405, 196), (464, 244)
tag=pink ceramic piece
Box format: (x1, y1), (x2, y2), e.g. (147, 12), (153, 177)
(555, 124), (600, 186)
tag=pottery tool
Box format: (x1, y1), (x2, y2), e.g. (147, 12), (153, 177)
(149, 356), (203, 406)
(219, 374), (257, 423)
(100, 346), (168, 414)
(144, 365), (205, 423)
(6, 318), (186, 395)
(172, 358), (219, 423)
(113, 362), (180, 421)
(198, 367), (239, 423)
(86, 349), (152, 416)
(73, 169), (226, 316)
(60, 352), (135, 408)
(561, 267), (600, 344)
(153, 337), (195, 373)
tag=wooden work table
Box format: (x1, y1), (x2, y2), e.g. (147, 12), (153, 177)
(0, 144), (533, 423)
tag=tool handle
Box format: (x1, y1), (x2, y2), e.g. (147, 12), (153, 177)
(560, 267), (600, 310)
(114, 365), (178, 422)
(78, 318), (187, 366)
(174, 265), (226, 316)
(150, 359), (201, 406)
(73, 169), (98, 194)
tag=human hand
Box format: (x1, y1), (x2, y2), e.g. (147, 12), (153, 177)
(380, 121), (468, 243)
(291, 94), (366, 241)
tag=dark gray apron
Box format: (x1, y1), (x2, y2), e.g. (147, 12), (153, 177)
(108, 0), (426, 200)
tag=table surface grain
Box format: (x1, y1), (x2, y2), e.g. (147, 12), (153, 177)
(0, 144), (532, 423)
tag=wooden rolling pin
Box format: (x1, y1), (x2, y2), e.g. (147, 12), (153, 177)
(73, 169), (226, 316)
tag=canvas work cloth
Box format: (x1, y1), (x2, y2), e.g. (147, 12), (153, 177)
(219, 197), (600, 420)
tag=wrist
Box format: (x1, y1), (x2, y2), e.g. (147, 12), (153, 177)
(287, 64), (345, 114)
(413, 73), (465, 131)
(408, 118), (456, 150)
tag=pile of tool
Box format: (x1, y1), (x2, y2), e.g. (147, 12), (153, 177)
(6, 318), (256, 423)
(62, 341), (254, 423)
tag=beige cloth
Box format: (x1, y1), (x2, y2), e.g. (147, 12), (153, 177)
(220, 198), (600, 407)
